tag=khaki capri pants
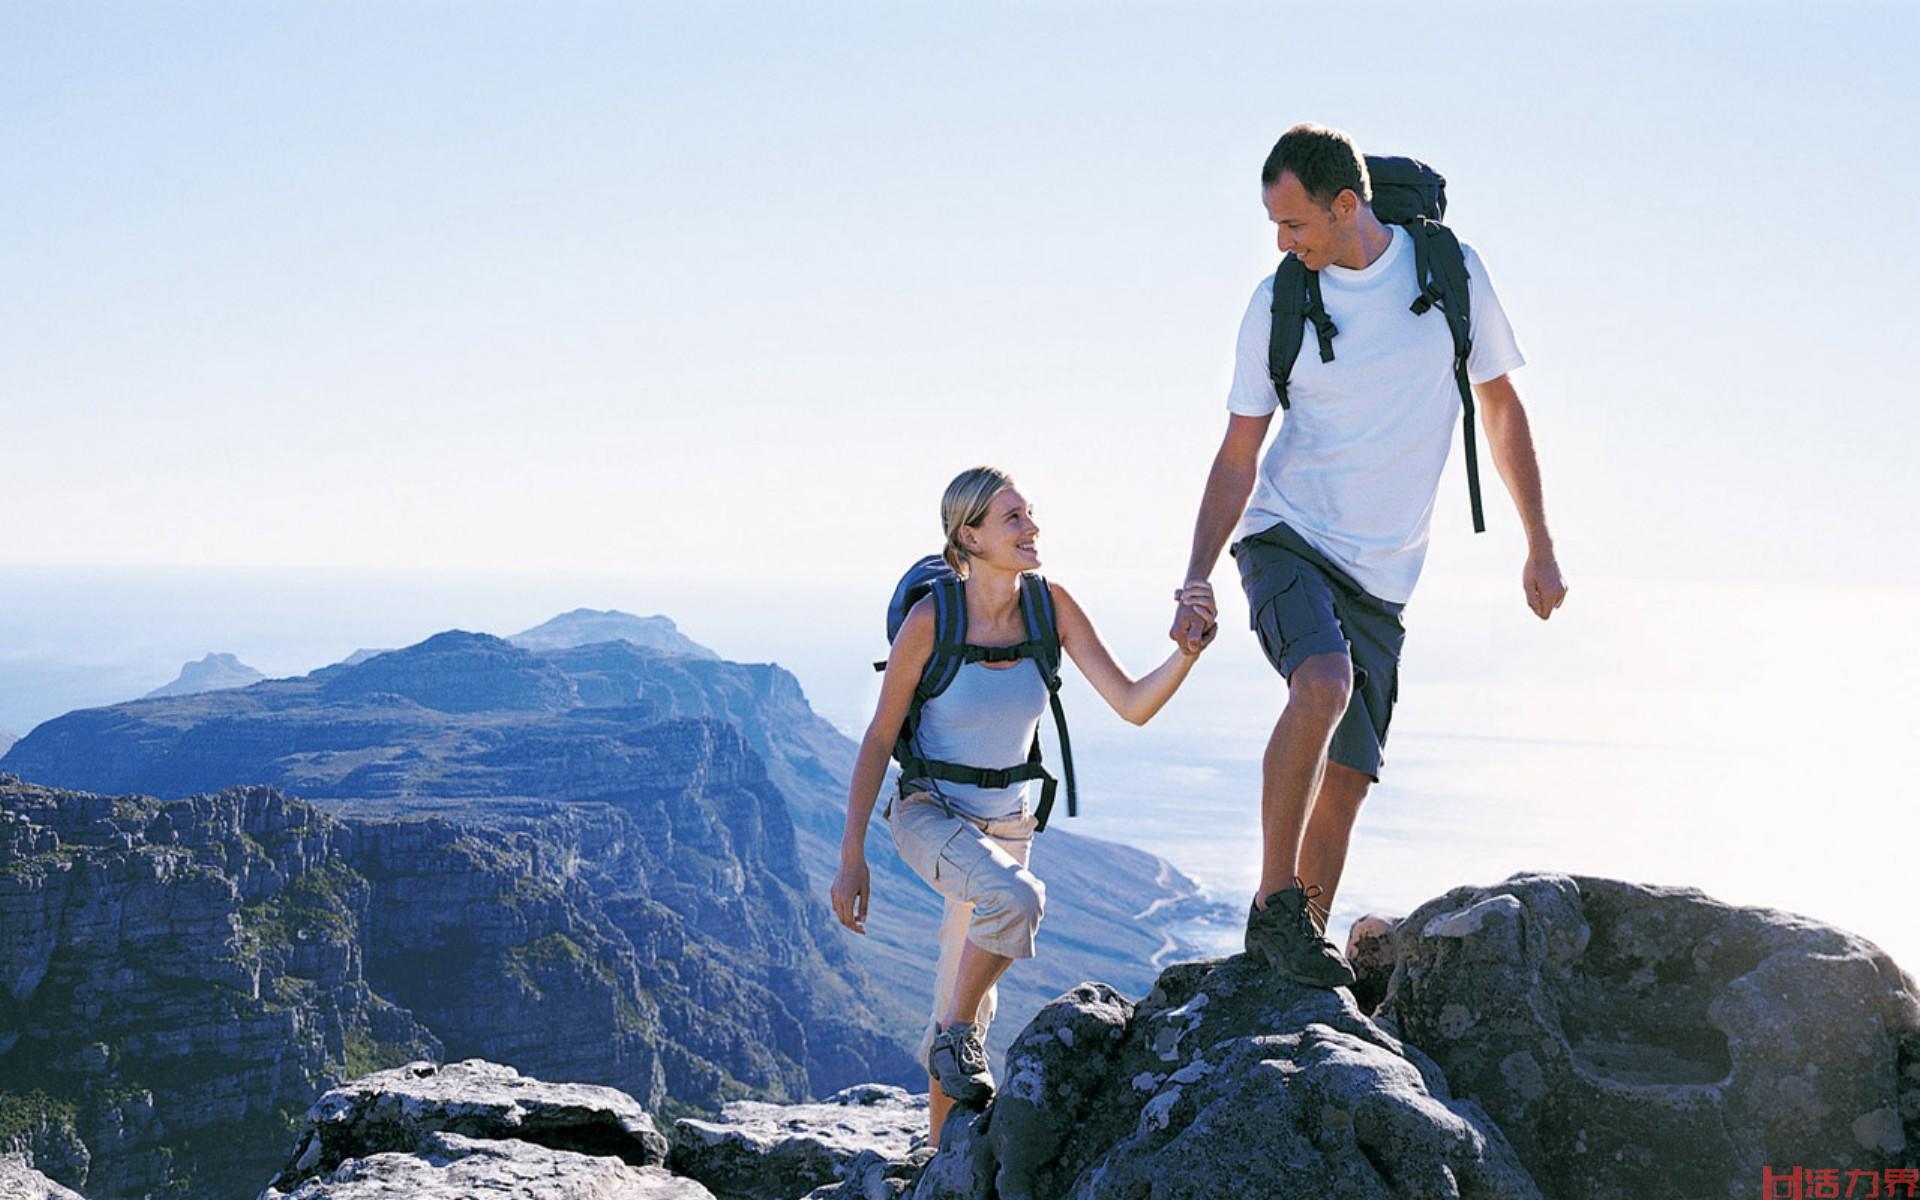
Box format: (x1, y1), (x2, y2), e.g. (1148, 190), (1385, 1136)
(885, 789), (1045, 1068)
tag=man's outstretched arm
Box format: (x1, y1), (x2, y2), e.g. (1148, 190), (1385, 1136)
(1474, 373), (1568, 620)
(1172, 413), (1273, 650)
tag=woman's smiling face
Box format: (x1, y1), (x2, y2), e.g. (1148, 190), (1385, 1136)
(962, 488), (1041, 573)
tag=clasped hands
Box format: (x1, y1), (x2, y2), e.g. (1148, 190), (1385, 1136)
(1169, 580), (1219, 656)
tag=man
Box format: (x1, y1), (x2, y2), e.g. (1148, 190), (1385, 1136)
(1170, 123), (1568, 988)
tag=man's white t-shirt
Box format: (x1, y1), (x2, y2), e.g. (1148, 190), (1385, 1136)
(1227, 224), (1525, 604)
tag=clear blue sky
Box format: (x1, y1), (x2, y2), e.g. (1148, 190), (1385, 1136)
(5, 3), (1918, 966)
(6, 2), (1917, 589)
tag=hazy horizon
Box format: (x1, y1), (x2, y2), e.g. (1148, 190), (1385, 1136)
(4, 561), (1912, 979)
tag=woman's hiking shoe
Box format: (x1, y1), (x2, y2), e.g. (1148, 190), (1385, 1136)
(1245, 879), (1357, 989)
(928, 1021), (994, 1105)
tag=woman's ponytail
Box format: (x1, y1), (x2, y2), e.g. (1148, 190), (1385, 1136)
(940, 467), (1014, 576)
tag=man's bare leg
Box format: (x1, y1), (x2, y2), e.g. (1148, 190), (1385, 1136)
(1295, 760), (1372, 934)
(1257, 652), (1353, 906)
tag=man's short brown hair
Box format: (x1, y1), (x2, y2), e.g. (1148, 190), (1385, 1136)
(1260, 123), (1372, 208)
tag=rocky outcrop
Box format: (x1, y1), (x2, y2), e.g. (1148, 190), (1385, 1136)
(0, 1153), (87, 1200)
(671, 1083), (927, 1199)
(143, 653), (265, 700)
(914, 956), (1539, 1200)
(511, 610), (720, 660)
(264, 1134), (710, 1200)
(1371, 873), (1920, 1199)
(266, 1059), (667, 1187)
(262, 1060), (708, 1200)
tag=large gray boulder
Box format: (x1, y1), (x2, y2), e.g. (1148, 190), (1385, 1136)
(0, 1154), (88, 1200)
(263, 1131), (710, 1199)
(264, 1059), (670, 1196)
(913, 957), (1540, 1200)
(1374, 872), (1920, 1199)
(672, 1083), (928, 1200)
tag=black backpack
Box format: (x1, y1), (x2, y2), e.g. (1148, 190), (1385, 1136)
(874, 555), (1077, 831)
(1267, 154), (1487, 533)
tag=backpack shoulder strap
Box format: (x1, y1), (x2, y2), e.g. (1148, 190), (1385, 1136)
(1405, 219), (1472, 349)
(1267, 254), (1342, 414)
(1018, 574), (1061, 682)
(1303, 269), (1338, 363)
(1018, 575), (1076, 831)
(921, 575), (969, 701)
(1404, 219), (1486, 533)
(1266, 257), (1308, 411)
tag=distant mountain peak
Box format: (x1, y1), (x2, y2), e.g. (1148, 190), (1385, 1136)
(508, 608), (718, 659)
(318, 629), (575, 714)
(144, 651), (266, 699)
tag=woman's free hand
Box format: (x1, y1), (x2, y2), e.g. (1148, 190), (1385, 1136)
(1172, 581), (1220, 656)
(830, 855), (871, 935)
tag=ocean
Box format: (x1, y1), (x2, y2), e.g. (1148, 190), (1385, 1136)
(2, 563), (1912, 975)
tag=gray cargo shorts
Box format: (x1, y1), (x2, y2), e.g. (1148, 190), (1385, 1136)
(1230, 522), (1408, 780)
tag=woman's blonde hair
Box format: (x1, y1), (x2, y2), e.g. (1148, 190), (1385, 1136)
(941, 466), (1014, 575)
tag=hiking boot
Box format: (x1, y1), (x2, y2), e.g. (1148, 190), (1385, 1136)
(927, 1021), (994, 1105)
(1245, 878), (1356, 989)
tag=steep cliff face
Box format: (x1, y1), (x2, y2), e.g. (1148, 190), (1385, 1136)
(1, 762), (914, 1197)
(0, 778), (441, 1199)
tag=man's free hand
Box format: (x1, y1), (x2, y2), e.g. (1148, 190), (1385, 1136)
(1523, 552), (1568, 620)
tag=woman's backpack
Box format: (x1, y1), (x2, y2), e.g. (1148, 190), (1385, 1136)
(874, 555), (1077, 830)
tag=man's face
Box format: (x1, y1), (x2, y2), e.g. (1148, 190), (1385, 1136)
(1262, 171), (1350, 271)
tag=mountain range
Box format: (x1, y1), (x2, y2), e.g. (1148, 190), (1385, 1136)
(0, 611), (1219, 1198)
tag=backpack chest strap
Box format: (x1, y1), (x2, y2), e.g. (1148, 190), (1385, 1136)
(937, 641), (1043, 664)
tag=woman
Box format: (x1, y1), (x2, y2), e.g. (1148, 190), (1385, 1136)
(829, 466), (1216, 1146)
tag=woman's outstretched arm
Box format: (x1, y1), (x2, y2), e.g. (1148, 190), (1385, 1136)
(1052, 581), (1215, 726)
(830, 599), (934, 935)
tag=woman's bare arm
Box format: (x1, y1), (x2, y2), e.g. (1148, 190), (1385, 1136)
(1053, 581), (1213, 726)
(830, 598), (933, 933)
